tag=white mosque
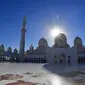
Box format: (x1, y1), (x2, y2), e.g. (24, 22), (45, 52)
(19, 17), (85, 64)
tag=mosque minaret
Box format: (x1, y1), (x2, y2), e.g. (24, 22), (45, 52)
(19, 16), (26, 61)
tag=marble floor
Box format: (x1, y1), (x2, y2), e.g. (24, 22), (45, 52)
(0, 63), (85, 85)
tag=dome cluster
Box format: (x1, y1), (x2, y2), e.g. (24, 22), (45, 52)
(28, 33), (83, 50)
(37, 33), (83, 48)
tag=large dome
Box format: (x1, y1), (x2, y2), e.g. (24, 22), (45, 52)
(38, 38), (48, 47)
(74, 37), (82, 46)
(59, 33), (67, 39)
(54, 33), (67, 44)
(53, 33), (68, 48)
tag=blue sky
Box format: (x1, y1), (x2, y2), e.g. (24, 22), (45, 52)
(0, 0), (85, 51)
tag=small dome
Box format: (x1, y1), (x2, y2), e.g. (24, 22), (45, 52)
(74, 37), (82, 46)
(0, 44), (4, 51)
(13, 48), (18, 54)
(7, 47), (12, 52)
(29, 44), (34, 51)
(38, 38), (48, 47)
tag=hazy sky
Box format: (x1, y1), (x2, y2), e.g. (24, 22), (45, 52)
(0, 0), (85, 51)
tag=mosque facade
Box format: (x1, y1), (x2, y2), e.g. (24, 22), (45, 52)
(0, 17), (84, 63)
(25, 33), (85, 64)
(19, 17), (85, 64)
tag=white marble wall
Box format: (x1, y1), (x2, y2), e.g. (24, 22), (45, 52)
(46, 47), (78, 64)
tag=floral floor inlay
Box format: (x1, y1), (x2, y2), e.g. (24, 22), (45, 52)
(0, 74), (23, 81)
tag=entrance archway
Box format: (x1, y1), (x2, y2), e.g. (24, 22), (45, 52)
(60, 54), (65, 63)
(54, 56), (57, 63)
(68, 56), (70, 62)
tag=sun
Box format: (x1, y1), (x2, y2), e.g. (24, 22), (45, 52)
(50, 29), (60, 37)
(50, 26), (62, 38)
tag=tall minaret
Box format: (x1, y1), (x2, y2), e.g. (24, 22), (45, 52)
(19, 16), (26, 62)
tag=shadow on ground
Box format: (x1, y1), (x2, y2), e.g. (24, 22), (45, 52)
(43, 63), (66, 75)
(43, 63), (83, 76)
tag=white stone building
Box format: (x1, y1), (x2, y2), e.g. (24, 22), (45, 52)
(25, 33), (85, 64)
(19, 17), (85, 63)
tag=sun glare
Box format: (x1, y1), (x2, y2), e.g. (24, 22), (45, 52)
(50, 26), (63, 38)
(50, 29), (60, 37)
